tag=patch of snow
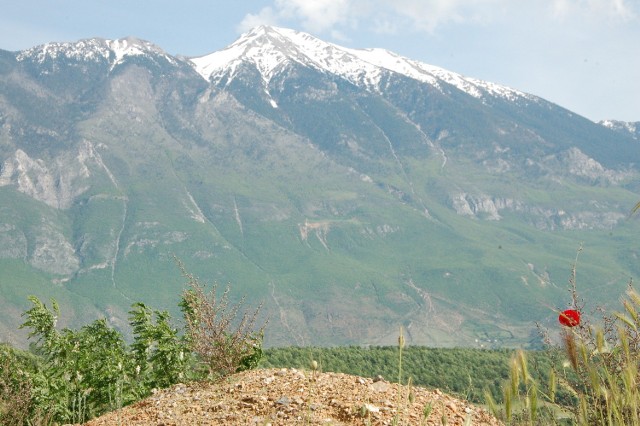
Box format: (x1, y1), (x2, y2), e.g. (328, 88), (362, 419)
(264, 89), (278, 108)
(105, 37), (177, 68)
(600, 119), (638, 137)
(17, 39), (108, 64)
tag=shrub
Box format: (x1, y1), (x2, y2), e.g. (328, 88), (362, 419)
(0, 344), (53, 426)
(128, 302), (191, 391)
(19, 296), (135, 422)
(178, 262), (266, 379)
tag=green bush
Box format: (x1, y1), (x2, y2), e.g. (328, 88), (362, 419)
(11, 296), (188, 423)
(0, 265), (264, 424)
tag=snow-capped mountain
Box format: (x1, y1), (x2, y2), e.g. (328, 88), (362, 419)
(1, 27), (639, 349)
(190, 26), (530, 102)
(16, 36), (179, 71)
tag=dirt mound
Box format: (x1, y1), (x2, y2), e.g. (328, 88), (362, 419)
(83, 368), (501, 425)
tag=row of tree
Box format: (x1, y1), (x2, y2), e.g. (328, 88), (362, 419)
(261, 345), (558, 403)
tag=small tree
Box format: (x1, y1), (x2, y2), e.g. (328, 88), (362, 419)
(18, 297), (192, 423)
(129, 303), (191, 391)
(19, 296), (132, 422)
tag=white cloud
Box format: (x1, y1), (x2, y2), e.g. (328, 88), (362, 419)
(237, 0), (356, 35)
(274, 0), (353, 32)
(551, 0), (637, 20)
(237, 7), (280, 33)
(383, 0), (492, 32)
(238, 0), (510, 37)
(238, 0), (638, 38)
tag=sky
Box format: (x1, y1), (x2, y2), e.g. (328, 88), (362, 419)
(1, 0), (639, 123)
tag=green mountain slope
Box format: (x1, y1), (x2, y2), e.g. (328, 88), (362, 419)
(1, 29), (639, 348)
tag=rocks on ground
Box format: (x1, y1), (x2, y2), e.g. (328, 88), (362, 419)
(82, 368), (502, 425)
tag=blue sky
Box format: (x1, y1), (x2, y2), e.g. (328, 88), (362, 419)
(2, 0), (639, 122)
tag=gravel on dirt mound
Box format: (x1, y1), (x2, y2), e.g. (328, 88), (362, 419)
(81, 368), (502, 425)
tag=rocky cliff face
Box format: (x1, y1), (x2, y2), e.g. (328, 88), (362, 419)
(0, 142), (101, 209)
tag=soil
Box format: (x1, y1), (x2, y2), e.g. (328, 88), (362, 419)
(81, 368), (502, 425)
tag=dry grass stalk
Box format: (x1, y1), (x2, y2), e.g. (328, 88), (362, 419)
(495, 248), (640, 425)
(178, 260), (266, 380)
(0, 356), (32, 425)
(0, 352), (53, 426)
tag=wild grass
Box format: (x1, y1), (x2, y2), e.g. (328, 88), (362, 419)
(388, 327), (454, 426)
(489, 251), (640, 425)
(304, 359), (319, 425)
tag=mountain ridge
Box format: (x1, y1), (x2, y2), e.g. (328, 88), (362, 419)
(16, 36), (175, 67)
(190, 26), (533, 103)
(10, 26), (637, 126)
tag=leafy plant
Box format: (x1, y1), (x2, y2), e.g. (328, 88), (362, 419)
(6, 262), (265, 424)
(19, 296), (133, 422)
(128, 302), (191, 391)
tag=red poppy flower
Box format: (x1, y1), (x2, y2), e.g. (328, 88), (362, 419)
(559, 309), (580, 327)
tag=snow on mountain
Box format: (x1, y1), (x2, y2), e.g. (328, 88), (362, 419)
(191, 26), (531, 101)
(105, 37), (176, 66)
(13, 27), (532, 103)
(17, 37), (177, 69)
(600, 119), (639, 139)
(191, 26), (380, 87)
(342, 46), (531, 101)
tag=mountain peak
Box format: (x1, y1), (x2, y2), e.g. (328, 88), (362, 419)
(190, 26), (530, 102)
(190, 25), (392, 86)
(243, 25), (293, 37)
(189, 26), (320, 84)
(104, 37), (169, 61)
